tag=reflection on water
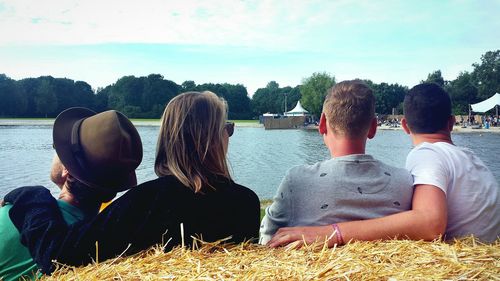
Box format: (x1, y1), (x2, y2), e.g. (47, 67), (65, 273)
(0, 125), (499, 200)
(228, 128), (330, 199)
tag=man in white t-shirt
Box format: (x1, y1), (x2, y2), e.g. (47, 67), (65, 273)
(402, 83), (499, 242)
(267, 83), (499, 248)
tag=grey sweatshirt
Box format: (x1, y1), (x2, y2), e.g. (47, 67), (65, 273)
(260, 154), (414, 244)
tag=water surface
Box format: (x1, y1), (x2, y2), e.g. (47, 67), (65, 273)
(0, 125), (498, 200)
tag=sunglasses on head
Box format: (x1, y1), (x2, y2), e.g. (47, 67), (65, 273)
(225, 122), (234, 137)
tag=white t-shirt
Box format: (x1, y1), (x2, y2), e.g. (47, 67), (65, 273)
(406, 142), (500, 242)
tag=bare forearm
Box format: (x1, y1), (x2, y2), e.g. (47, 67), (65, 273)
(336, 210), (443, 246)
(336, 184), (447, 245)
(268, 185), (447, 248)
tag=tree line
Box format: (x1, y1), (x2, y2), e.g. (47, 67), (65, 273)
(0, 74), (252, 119)
(1, 50), (498, 119)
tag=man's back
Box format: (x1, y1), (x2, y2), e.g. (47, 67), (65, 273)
(260, 154), (413, 244)
(406, 142), (500, 242)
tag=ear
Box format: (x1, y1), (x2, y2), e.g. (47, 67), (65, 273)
(61, 167), (70, 182)
(448, 115), (456, 131)
(401, 118), (411, 135)
(367, 117), (377, 139)
(319, 113), (328, 135)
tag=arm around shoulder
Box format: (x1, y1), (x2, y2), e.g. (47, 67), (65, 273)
(336, 184), (447, 244)
(4, 186), (66, 274)
(267, 184), (447, 248)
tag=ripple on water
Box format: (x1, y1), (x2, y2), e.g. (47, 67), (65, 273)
(1, 126), (499, 200)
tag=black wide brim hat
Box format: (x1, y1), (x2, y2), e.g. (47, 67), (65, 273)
(53, 107), (143, 192)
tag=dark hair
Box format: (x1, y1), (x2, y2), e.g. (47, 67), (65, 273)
(404, 83), (452, 134)
(66, 174), (117, 208)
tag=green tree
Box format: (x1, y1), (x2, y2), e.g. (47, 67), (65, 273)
(73, 81), (95, 109)
(446, 71), (478, 115)
(251, 87), (272, 115)
(266, 81), (279, 91)
(266, 81), (282, 114)
(251, 81), (283, 116)
(181, 80), (197, 92)
(52, 78), (76, 113)
(195, 83), (252, 119)
(35, 78), (58, 117)
(141, 74), (179, 118)
(94, 86), (112, 112)
(371, 82), (408, 114)
(422, 70), (445, 87)
(251, 83), (302, 117)
(281, 86), (301, 114)
(471, 50), (500, 101)
(107, 76), (142, 115)
(51, 78), (95, 115)
(105, 74), (181, 118)
(221, 83), (252, 119)
(17, 78), (40, 117)
(300, 72), (335, 116)
(0, 74), (26, 116)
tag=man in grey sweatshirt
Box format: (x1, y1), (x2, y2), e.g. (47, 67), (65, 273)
(260, 80), (414, 245)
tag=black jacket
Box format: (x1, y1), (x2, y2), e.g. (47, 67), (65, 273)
(5, 176), (260, 274)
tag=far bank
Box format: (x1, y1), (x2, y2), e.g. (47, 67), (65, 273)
(0, 118), (263, 128)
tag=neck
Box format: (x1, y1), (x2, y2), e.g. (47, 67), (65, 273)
(58, 182), (101, 216)
(326, 136), (367, 158)
(410, 130), (453, 146)
(58, 183), (81, 207)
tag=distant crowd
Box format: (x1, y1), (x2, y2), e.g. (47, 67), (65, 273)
(454, 115), (499, 129)
(1, 82), (499, 281)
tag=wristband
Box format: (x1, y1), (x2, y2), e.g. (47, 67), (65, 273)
(332, 224), (344, 245)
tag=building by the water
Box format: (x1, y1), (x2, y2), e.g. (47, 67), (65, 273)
(261, 101), (314, 129)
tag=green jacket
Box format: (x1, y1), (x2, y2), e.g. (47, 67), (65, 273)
(0, 200), (85, 281)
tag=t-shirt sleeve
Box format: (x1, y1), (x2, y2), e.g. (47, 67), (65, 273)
(405, 145), (449, 195)
(259, 169), (294, 245)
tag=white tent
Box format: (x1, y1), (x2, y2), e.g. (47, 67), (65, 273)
(471, 93), (500, 113)
(284, 101), (309, 116)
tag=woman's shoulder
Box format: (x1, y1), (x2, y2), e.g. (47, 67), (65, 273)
(226, 181), (259, 203)
(201, 176), (257, 199)
(229, 180), (254, 192)
(128, 175), (258, 203)
(125, 175), (187, 196)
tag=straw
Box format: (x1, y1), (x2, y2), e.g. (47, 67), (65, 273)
(43, 236), (499, 280)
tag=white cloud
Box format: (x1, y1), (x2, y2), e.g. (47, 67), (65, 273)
(0, 0), (350, 48)
(1, 0), (498, 96)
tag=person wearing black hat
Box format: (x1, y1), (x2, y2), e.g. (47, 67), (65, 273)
(0, 108), (142, 281)
(3, 91), (259, 275)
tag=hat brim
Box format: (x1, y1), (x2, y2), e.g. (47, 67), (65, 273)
(53, 107), (138, 192)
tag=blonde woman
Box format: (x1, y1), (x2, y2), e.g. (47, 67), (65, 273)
(3, 91), (260, 274)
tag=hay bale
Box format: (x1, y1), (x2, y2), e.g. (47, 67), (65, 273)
(43, 236), (499, 280)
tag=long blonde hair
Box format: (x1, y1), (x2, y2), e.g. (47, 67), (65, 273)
(155, 91), (231, 192)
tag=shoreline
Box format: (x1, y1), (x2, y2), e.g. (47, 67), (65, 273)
(2, 119), (500, 133)
(378, 124), (500, 134)
(304, 124), (500, 134)
(0, 119), (264, 128)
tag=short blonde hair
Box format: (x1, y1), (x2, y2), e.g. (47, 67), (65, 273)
(323, 80), (375, 138)
(155, 91), (231, 193)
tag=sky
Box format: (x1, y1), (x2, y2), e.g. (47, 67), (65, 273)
(1, 0), (499, 96)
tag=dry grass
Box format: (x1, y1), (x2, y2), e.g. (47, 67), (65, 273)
(43, 236), (499, 281)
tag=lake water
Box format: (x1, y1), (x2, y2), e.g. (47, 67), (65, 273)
(0, 125), (499, 200)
